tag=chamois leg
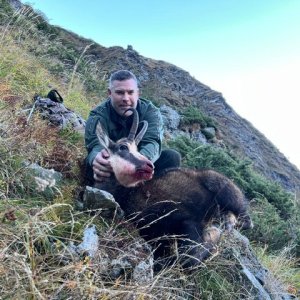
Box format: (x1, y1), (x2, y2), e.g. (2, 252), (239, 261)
(137, 203), (223, 269)
(210, 176), (253, 230)
(138, 220), (180, 271)
(177, 220), (221, 268)
(139, 218), (221, 269)
(223, 211), (253, 231)
(136, 201), (182, 266)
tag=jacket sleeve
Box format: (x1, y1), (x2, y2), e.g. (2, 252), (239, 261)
(85, 113), (106, 167)
(138, 104), (163, 163)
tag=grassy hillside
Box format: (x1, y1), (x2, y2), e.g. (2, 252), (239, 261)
(0, 2), (299, 298)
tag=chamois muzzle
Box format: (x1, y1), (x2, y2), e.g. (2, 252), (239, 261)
(135, 160), (154, 181)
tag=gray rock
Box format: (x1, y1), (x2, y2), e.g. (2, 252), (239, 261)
(221, 230), (296, 300)
(108, 240), (154, 284)
(33, 97), (86, 134)
(69, 225), (99, 258)
(82, 186), (124, 219)
(25, 162), (62, 198)
(109, 257), (132, 278)
(160, 105), (181, 131)
(8, 0), (23, 10)
(192, 131), (208, 144)
(26, 162), (62, 183)
(132, 257), (154, 284)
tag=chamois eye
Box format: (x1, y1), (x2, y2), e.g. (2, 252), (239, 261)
(119, 144), (129, 151)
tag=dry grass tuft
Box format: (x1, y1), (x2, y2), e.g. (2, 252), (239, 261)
(0, 204), (199, 299)
(255, 246), (300, 298)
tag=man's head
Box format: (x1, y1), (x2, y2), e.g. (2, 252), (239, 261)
(108, 70), (139, 117)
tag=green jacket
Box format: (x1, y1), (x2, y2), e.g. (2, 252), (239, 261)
(85, 98), (163, 167)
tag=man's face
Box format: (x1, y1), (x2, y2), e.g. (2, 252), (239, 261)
(108, 79), (139, 116)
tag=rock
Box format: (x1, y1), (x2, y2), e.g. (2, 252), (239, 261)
(192, 131), (208, 144)
(108, 240), (154, 284)
(8, 0), (23, 10)
(132, 258), (154, 284)
(69, 225), (99, 257)
(82, 186), (124, 219)
(160, 105), (181, 131)
(33, 96), (86, 134)
(220, 230), (296, 300)
(25, 162), (62, 198)
(26, 162), (62, 184)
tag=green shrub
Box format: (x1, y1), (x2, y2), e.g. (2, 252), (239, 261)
(180, 105), (215, 128)
(167, 136), (294, 214)
(247, 197), (295, 250)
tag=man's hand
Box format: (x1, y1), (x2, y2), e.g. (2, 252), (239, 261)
(92, 149), (113, 182)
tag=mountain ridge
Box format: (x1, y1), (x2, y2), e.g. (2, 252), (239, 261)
(9, 0), (300, 193)
(83, 43), (300, 193)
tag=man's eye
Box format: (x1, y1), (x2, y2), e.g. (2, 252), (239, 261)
(119, 144), (129, 151)
(116, 91), (124, 95)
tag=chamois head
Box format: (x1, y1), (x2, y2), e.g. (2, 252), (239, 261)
(96, 108), (154, 187)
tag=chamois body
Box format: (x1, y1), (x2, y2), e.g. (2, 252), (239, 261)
(95, 167), (252, 266)
(94, 108), (253, 267)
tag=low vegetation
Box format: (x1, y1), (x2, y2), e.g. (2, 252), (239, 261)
(0, 1), (299, 298)
(180, 105), (216, 128)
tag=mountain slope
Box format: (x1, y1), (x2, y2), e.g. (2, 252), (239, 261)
(1, 1), (299, 298)
(84, 44), (300, 193)
(7, 0), (300, 193)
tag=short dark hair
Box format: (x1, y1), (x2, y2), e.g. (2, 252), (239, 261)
(109, 70), (138, 88)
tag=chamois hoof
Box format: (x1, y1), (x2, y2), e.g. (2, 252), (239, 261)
(224, 212), (237, 231)
(238, 214), (254, 230)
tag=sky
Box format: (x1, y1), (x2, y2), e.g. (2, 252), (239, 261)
(24, 0), (300, 169)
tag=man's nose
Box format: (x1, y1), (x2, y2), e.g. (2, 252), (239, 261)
(122, 92), (130, 101)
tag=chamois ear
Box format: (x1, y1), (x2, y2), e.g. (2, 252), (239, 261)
(95, 122), (110, 150)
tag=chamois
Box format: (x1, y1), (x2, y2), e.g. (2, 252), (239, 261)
(94, 108), (253, 268)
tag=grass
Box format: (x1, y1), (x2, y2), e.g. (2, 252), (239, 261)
(255, 245), (300, 297)
(0, 201), (196, 299)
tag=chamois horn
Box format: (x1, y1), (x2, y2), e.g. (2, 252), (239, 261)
(135, 120), (148, 145)
(126, 108), (139, 143)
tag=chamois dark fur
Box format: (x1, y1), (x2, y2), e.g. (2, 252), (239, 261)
(94, 108), (253, 267)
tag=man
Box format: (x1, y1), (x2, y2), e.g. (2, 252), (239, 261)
(85, 70), (180, 185)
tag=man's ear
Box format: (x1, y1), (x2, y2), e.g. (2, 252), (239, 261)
(107, 88), (112, 96)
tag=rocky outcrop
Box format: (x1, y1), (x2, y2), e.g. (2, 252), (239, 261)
(68, 224), (154, 285)
(219, 231), (296, 300)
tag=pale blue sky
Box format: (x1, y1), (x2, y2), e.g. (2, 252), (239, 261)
(24, 0), (300, 169)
